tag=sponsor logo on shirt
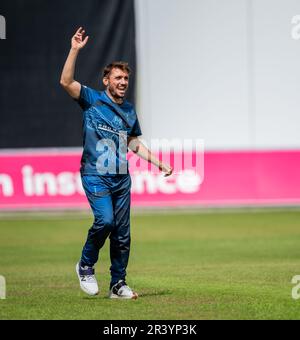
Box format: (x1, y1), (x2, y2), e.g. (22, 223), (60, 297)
(97, 124), (126, 137)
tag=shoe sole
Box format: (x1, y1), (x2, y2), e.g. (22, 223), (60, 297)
(109, 292), (138, 300)
(75, 263), (99, 296)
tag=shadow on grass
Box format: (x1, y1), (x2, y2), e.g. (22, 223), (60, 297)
(81, 290), (172, 300)
(139, 290), (172, 298)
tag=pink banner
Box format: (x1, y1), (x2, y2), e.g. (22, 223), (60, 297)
(0, 149), (300, 209)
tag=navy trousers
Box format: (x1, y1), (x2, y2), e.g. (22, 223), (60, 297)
(80, 174), (131, 287)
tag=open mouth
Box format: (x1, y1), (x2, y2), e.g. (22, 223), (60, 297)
(118, 88), (127, 94)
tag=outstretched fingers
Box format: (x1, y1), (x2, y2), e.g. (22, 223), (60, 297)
(71, 27), (89, 49)
(74, 27), (86, 39)
(75, 27), (83, 35)
(82, 35), (89, 45)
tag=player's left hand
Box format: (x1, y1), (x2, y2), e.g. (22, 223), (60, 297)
(160, 163), (173, 177)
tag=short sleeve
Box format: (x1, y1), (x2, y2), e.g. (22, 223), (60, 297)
(130, 117), (142, 137)
(76, 85), (98, 110)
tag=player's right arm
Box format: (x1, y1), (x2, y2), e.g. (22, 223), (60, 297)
(60, 27), (89, 99)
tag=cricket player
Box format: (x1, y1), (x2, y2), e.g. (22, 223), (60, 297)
(60, 27), (173, 299)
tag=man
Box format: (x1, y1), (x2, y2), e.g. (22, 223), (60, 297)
(60, 27), (173, 299)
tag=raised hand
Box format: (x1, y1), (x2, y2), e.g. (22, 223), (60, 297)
(71, 27), (89, 50)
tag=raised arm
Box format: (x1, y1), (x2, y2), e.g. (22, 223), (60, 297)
(128, 137), (173, 177)
(60, 27), (89, 99)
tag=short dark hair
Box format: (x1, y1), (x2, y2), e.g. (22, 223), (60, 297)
(102, 61), (131, 78)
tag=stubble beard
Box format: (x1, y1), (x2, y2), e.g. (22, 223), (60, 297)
(107, 85), (127, 104)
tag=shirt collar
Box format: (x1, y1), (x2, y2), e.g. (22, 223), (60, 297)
(101, 90), (127, 108)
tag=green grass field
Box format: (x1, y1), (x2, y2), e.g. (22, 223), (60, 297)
(0, 209), (300, 320)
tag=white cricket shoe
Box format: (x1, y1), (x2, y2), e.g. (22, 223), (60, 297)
(108, 280), (138, 299)
(76, 262), (99, 296)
